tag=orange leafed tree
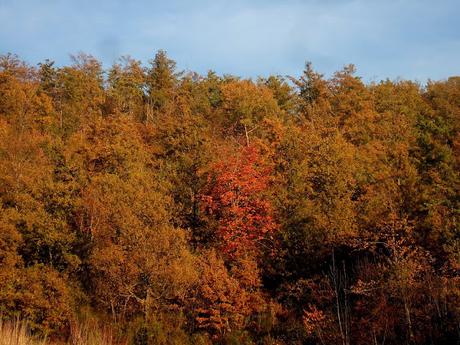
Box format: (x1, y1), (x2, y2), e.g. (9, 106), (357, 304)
(200, 145), (277, 258)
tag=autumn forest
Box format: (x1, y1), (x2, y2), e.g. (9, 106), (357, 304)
(0, 51), (459, 345)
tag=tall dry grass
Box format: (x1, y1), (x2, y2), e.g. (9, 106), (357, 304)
(69, 318), (114, 345)
(0, 318), (116, 345)
(0, 319), (46, 345)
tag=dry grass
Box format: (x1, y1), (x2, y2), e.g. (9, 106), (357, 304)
(0, 319), (46, 345)
(69, 319), (114, 345)
(0, 318), (116, 345)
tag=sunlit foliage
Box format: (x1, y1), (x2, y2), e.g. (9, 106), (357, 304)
(0, 52), (458, 345)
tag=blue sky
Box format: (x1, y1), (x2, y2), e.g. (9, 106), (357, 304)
(0, 0), (459, 82)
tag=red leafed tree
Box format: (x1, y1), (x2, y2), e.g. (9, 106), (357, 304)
(200, 145), (277, 257)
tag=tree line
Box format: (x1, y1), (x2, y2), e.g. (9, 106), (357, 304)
(0, 51), (459, 344)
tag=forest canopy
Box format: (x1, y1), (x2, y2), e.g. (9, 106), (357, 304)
(0, 51), (459, 345)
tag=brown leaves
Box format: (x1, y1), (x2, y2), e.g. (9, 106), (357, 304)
(191, 251), (265, 337)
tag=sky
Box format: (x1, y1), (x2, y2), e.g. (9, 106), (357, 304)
(0, 0), (459, 82)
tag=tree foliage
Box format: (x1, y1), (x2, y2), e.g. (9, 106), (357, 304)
(0, 52), (458, 344)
